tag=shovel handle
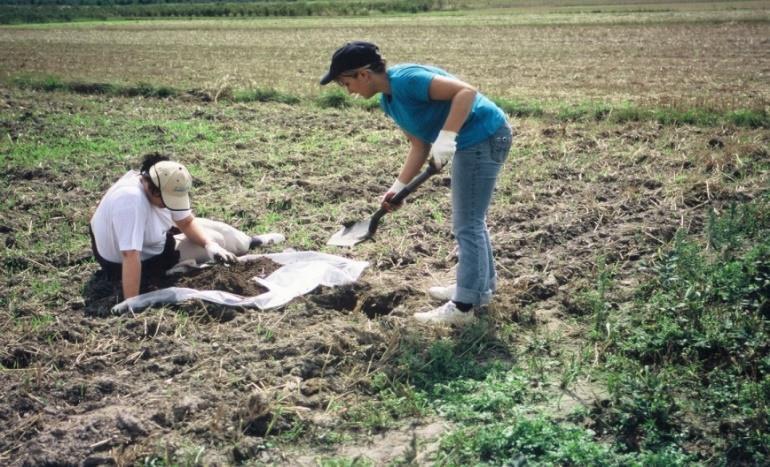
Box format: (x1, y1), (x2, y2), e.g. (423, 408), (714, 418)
(368, 164), (439, 236)
(390, 163), (439, 206)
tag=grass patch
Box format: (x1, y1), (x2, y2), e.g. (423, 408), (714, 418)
(595, 197), (770, 464)
(7, 74), (768, 128)
(233, 88), (300, 105)
(12, 75), (179, 99)
(365, 198), (770, 465)
(491, 97), (545, 118)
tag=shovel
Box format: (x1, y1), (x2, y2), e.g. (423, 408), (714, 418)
(327, 164), (439, 247)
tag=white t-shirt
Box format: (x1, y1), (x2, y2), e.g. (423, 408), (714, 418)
(90, 170), (192, 263)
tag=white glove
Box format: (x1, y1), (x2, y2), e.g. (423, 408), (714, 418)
(205, 242), (237, 264)
(249, 233), (286, 248)
(381, 178), (407, 209)
(430, 130), (457, 170)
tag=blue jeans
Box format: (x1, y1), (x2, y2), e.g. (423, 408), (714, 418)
(451, 123), (512, 305)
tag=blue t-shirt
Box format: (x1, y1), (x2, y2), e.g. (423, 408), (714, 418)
(380, 64), (507, 150)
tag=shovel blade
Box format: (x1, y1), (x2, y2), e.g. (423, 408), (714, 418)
(326, 219), (373, 247)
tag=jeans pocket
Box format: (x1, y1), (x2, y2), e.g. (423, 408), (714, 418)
(490, 127), (512, 163)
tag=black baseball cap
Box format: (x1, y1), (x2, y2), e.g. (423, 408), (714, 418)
(319, 41), (382, 85)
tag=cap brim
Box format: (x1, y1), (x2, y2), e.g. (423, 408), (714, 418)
(161, 192), (190, 211)
(319, 71), (335, 85)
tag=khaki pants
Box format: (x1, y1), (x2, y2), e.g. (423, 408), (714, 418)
(175, 218), (252, 264)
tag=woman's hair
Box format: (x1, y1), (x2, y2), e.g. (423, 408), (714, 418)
(139, 152), (170, 194)
(370, 59), (387, 74)
(140, 152), (170, 174)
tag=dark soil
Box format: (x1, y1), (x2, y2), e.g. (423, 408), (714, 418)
(81, 257), (283, 316)
(159, 256), (282, 296)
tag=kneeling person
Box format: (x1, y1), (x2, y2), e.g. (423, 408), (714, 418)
(90, 154), (282, 299)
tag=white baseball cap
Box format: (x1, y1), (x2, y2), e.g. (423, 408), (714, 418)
(149, 161), (192, 211)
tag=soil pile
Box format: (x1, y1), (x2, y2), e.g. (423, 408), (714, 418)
(81, 257), (282, 316)
(160, 256), (282, 296)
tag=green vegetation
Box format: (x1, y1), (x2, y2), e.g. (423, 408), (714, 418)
(10, 75), (769, 128)
(0, 0), (439, 24)
(353, 198), (770, 464)
(1, 3), (767, 463)
(597, 199), (770, 464)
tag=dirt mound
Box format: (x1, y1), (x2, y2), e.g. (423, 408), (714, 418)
(160, 256), (282, 296)
(82, 257), (282, 316)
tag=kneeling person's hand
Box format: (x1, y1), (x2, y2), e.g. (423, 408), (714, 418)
(205, 242), (237, 264)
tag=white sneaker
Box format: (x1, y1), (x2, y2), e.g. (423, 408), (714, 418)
(413, 301), (475, 325)
(249, 233), (286, 249)
(428, 284), (456, 301)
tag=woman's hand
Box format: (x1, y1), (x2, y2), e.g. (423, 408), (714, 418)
(381, 178), (407, 212)
(205, 242), (238, 264)
(430, 130), (457, 170)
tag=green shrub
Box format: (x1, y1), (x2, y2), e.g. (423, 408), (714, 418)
(600, 197), (770, 463)
(440, 417), (615, 465)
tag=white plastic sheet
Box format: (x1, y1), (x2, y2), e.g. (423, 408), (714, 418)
(111, 251), (368, 313)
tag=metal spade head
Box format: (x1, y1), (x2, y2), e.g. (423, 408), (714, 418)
(326, 218), (376, 247)
(327, 164), (439, 248)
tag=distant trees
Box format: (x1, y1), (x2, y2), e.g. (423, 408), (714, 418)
(0, 0), (440, 24)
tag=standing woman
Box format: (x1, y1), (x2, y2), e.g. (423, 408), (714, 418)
(320, 41), (512, 325)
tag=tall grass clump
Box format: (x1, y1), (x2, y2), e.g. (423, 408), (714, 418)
(597, 198), (770, 464)
(315, 88), (354, 109)
(726, 109), (770, 128)
(491, 98), (544, 118)
(233, 88), (300, 105)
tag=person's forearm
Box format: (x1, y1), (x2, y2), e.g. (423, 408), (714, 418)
(442, 88), (475, 132)
(398, 139), (430, 183)
(121, 251), (141, 299)
(176, 216), (210, 248)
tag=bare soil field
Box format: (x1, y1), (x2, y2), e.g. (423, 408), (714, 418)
(1, 8), (769, 108)
(0, 81), (767, 464)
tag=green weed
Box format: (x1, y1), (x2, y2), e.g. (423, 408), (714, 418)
(491, 97), (545, 118)
(234, 88), (300, 105)
(438, 415), (615, 465)
(315, 89), (354, 109)
(600, 197), (770, 463)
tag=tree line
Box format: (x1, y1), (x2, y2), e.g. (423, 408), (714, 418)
(0, 0), (440, 23)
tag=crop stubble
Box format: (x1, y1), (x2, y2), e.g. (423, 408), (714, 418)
(0, 9), (769, 108)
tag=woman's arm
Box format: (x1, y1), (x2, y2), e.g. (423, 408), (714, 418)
(398, 132), (431, 183)
(382, 132), (431, 211)
(121, 250), (141, 299)
(175, 215), (237, 263)
(429, 75), (477, 132)
(175, 215), (207, 246)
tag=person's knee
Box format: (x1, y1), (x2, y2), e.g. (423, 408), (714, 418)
(199, 219), (250, 253)
(454, 222), (486, 241)
(202, 229), (226, 246)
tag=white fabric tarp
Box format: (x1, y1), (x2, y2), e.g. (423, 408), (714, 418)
(111, 251), (368, 313)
